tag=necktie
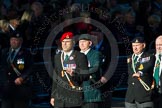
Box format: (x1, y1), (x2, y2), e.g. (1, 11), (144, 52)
(154, 55), (161, 86)
(10, 50), (15, 60)
(134, 55), (138, 65)
(64, 55), (69, 61)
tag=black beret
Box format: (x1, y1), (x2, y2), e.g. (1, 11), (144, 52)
(79, 34), (91, 41)
(131, 37), (145, 43)
(10, 31), (22, 38)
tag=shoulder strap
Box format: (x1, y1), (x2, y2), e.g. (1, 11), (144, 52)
(11, 63), (21, 76)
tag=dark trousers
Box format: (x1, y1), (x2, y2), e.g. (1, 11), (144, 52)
(101, 91), (112, 108)
(54, 107), (81, 108)
(1, 99), (30, 108)
(82, 102), (102, 108)
(153, 94), (162, 108)
(125, 101), (153, 108)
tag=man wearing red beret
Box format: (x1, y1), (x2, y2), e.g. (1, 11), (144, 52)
(50, 32), (89, 108)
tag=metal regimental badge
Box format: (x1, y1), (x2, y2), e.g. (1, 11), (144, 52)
(138, 64), (144, 70)
(18, 64), (24, 70)
(127, 58), (131, 63)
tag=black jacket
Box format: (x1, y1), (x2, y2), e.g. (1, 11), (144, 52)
(51, 50), (89, 107)
(0, 47), (33, 100)
(125, 52), (155, 103)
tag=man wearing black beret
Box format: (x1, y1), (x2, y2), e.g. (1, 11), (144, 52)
(0, 31), (33, 108)
(125, 37), (155, 108)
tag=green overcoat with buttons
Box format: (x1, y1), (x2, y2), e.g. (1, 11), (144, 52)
(83, 49), (103, 102)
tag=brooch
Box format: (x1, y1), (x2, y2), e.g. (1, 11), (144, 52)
(127, 58), (131, 63)
(138, 64), (144, 70)
(69, 56), (74, 60)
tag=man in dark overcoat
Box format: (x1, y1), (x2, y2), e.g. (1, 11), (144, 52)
(0, 31), (33, 108)
(50, 32), (89, 108)
(125, 37), (155, 108)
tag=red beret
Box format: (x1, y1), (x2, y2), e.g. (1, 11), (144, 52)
(60, 32), (74, 42)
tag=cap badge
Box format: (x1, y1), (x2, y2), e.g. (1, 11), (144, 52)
(16, 33), (20, 37)
(66, 35), (69, 38)
(135, 39), (139, 43)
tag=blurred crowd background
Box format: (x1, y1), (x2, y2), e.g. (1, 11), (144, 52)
(0, 0), (162, 107)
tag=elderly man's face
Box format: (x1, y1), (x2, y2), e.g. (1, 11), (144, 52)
(10, 37), (22, 49)
(132, 43), (145, 54)
(156, 37), (162, 54)
(79, 40), (92, 52)
(61, 39), (74, 52)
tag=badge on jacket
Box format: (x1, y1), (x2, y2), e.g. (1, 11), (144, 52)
(17, 58), (24, 70)
(138, 64), (144, 70)
(64, 63), (76, 70)
(127, 58), (131, 63)
(140, 57), (150, 63)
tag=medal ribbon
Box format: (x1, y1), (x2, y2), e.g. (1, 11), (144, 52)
(60, 52), (75, 88)
(131, 53), (151, 91)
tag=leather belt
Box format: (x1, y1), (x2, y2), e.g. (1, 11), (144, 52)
(76, 87), (82, 91)
(72, 86), (82, 91)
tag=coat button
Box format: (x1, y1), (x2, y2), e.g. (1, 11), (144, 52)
(132, 82), (135, 85)
(8, 72), (11, 75)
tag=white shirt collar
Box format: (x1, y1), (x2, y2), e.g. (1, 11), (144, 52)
(135, 52), (143, 57)
(64, 50), (73, 57)
(80, 48), (91, 55)
(9, 24), (15, 31)
(155, 53), (162, 58)
(11, 46), (21, 53)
